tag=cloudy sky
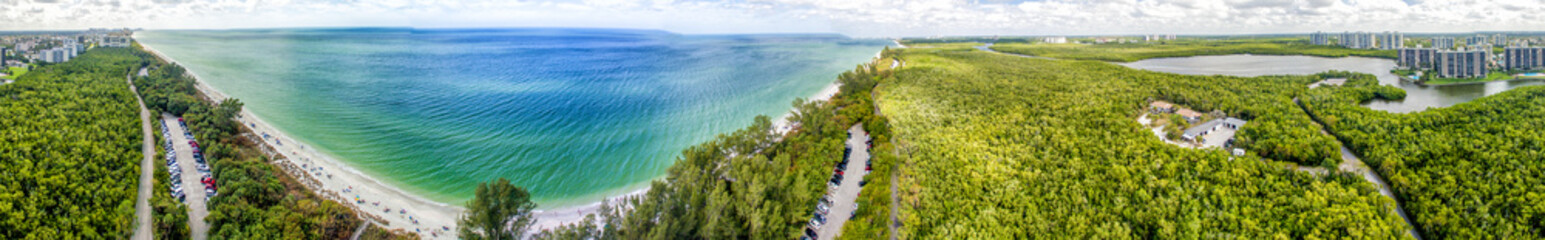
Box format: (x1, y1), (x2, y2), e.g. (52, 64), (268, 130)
(1, 0), (1542, 37)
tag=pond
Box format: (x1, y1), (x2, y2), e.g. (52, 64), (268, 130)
(1119, 54), (1545, 113)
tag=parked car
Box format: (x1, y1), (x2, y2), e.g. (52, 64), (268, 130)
(816, 202), (830, 214)
(804, 228), (819, 239)
(808, 214), (826, 228)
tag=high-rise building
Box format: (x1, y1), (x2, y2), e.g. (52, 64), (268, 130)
(1378, 31), (1404, 49)
(1431, 37), (1456, 49)
(1468, 35), (1489, 46)
(1505, 46), (1545, 71)
(1435, 49), (1491, 79)
(1398, 48), (1437, 70)
(1340, 32), (1376, 49)
(39, 48), (55, 63)
(1043, 36), (1067, 44)
(1, 47), (7, 67)
(1493, 34), (1508, 46)
(1311, 32), (1330, 45)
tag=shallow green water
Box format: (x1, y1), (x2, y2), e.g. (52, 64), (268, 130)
(136, 28), (888, 207)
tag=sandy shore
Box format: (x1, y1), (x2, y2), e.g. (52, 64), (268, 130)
(772, 82), (844, 134)
(138, 39), (464, 239)
(137, 34), (885, 238)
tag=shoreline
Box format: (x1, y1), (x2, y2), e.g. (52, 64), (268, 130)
(136, 32), (883, 237)
(138, 37), (465, 239)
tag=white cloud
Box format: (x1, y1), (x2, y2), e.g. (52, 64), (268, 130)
(0, 0), (1542, 37)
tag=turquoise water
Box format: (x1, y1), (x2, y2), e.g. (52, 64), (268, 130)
(136, 28), (888, 207)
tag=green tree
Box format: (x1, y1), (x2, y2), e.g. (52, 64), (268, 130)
(460, 178), (538, 240)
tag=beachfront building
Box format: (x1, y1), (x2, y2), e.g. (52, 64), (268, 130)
(1340, 32), (1376, 49)
(1044, 36), (1067, 44)
(102, 36), (131, 47)
(1378, 32), (1404, 49)
(1143, 34), (1174, 41)
(1434, 49), (1491, 79)
(1431, 37), (1456, 49)
(1505, 46), (1545, 71)
(1311, 32), (1330, 45)
(1399, 48), (1437, 70)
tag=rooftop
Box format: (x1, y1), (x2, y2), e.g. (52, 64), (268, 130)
(1183, 119), (1223, 137)
(1176, 109), (1202, 118)
(1223, 117), (1247, 127)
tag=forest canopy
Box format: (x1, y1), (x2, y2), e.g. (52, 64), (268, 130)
(877, 44), (1410, 238)
(1303, 76), (1545, 239)
(0, 48), (145, 239)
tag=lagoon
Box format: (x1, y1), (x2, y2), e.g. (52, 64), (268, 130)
(1120, 54), (1545, 113)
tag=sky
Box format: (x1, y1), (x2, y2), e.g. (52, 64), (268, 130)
(1, 0), (1543, 37)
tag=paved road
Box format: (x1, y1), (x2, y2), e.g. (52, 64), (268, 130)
(1295, 98), (1421, 240)
(816, 124), (871, 240)
(974, 43), (1057, 60)
(162, 113), (211, 240)
(130, 70), (155, 240)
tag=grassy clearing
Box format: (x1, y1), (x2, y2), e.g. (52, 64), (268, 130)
(1421, 71), (1513, 85)
(2, 66), (28, 80)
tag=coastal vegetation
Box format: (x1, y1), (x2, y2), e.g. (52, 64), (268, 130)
(989, 39), (1396, 62)
(0, 48), (144, 239)
(533, 48), (903, 239)
(126, 44), (378, 239)
(1302, 74), (1545, 238)
(151, 126), (192, 239)
(877, 45), (1408, 238)
(458, 178), (537, 240)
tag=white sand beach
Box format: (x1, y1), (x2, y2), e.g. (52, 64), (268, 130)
(137, 35), (886, 238)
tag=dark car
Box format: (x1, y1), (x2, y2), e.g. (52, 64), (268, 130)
(805, 228), (819, 239)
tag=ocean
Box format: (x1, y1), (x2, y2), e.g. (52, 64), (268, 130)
(135, 28), (889, 207)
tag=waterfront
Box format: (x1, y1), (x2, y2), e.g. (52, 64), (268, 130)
(1120, 54), (1545, 113)
(135, 28), (890, 208)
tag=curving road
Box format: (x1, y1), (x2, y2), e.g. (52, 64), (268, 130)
(130, 69), (155, 240)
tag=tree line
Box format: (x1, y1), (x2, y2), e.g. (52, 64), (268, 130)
(125, 44), (383, 239)
(875, 44), (1410, 238)
(0, 48), (145, 239)
(1302, 72), (1545, 239)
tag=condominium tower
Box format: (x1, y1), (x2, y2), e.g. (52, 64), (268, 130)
(1505, 46), (1545, 71)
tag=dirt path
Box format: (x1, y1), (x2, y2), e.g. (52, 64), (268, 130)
(350, 220), (372, 240)
(162, 113), (211, 240)
(815, 124), (871, 240)
(130, 69), (155, 240)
